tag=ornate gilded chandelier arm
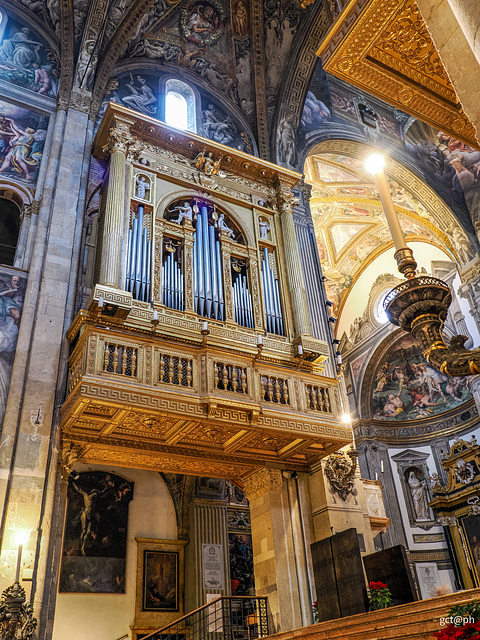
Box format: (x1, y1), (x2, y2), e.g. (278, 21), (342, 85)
(365, 154), (479, 378)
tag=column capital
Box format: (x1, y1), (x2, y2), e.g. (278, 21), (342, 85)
(276, 184), (302, 216)
(243, 467), (283, 502)
(104, 119), (143, 160)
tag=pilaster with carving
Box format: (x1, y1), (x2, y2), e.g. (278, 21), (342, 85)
(183, 223), (195, 313)
(221, 236), (234, 322)
(243, 467), (283, 502)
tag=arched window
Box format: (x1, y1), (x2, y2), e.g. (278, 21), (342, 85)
(165, 79), (196, 133)
(0, 197), (20, 266)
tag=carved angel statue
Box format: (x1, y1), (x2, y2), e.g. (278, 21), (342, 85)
(193, 150), (206, 171)
(258, 218), (270, 239)
(135, 175), (149, 200)
(218, 213), (235, 239)
(171, 201), (193, 224)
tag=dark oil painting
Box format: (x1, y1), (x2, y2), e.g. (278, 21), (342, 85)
(228, 533), (254, 595)
(59, 471), (133, 593)
(143, 550), (179, 611)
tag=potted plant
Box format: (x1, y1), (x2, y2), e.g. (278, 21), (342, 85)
(434, 602), (480, 639)
(368, 581), (392, 610)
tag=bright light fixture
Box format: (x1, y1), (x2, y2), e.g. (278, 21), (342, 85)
(364, 153), (386, 175)
(342, 413), (351, 424)
(14, 530), (29, 547)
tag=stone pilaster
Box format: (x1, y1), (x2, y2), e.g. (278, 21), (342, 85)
(276, 185), (312, 337)
(243, 468), (306, 634)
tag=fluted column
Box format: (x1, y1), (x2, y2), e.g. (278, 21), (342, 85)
(99, 143), (127, 288)
(277, 186), (312, 337)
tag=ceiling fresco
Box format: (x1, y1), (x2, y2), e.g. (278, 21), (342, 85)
(304, 149), (471, 317)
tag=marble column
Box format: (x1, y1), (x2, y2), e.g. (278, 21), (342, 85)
(277, 186), (312, 337)
(243, 468), (306, 634)
(99, 140), (128, 288)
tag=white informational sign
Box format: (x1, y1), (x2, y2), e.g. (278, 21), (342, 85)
(415, 562), (441, 599)
(202, 543), (224, 590)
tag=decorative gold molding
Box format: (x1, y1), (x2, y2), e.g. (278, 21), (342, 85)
(317, 0), (478, 148)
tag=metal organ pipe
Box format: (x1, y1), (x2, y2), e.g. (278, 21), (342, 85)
(124, 205), (151, 303)
(262, 247), (284, 335)
(193, 204), (224, 321)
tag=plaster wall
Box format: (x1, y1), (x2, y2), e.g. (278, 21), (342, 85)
(52, 466), (177, 640)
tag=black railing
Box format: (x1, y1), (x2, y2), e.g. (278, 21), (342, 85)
(141, 597), (268, 640)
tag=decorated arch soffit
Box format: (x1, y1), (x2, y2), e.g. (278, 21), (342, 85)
(316, 0), (478, 149)
(304, 139), (478, 319)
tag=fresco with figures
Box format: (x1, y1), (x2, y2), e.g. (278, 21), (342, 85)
(59, 471), (133, 593)
(0, 267), (25, 448)
(0, 98), (47, 190)
(0, 11), (58, 96)
(98, 69), (254, 152)
(371, 334), (471, 421)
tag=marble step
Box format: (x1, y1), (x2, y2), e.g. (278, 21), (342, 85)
(267, 588), (480, 640)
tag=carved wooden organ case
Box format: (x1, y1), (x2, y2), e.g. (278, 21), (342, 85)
(59, 103), (352, 481)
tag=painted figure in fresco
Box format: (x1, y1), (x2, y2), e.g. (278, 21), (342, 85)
(201, 104), (236, 145)
(0, 275), (24, 326)
(233, 0), (248, 38)
(186, 4), (219, 45)
(121, 75), (157, 116)
(33, 62), (52, 95)
(75, 39), (97, 90)
(0, 118), (43, 181)
(0, 27), (43, 68)
(407, 470), (430, 520)
(277, 115), (296, 166)
(300, 90), (330, 129)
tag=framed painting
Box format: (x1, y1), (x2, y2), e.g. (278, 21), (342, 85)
(143, 550), (179, 611)
(459, 515), (480, 585)
(134, 537), (186, 634)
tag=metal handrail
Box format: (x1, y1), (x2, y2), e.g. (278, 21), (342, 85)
(141, 596), (269, 640)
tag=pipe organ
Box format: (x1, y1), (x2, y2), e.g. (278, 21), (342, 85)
(125, 204), (151, 303)
(68, 104), (342, 489)
(261, 247), (284, 335)
(162, 239), (184, 311)
(193, 202), (225, 321)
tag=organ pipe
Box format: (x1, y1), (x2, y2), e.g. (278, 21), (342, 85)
(124, 204), (151, 303)
(193, 203), (225, 320)
(162, 242), (184, 311)
(261, 247), (284, 335)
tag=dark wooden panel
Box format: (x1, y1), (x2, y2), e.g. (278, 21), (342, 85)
(364, 545), (418, 605)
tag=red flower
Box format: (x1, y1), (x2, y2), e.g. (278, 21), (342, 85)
(369, 581), (388, 590)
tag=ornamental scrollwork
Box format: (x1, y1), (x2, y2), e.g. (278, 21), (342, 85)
(453, 459), (475, 485)
(0, 584), (37, 640)
(324, 449), (358, 501)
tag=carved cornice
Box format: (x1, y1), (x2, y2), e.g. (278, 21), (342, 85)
(317, 0), (478, 148)
(243, 467), (283, 501)
(94, 103), (301, 189)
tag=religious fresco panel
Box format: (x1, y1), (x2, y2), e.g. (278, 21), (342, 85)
(370, 334), (471, 421)
(0, 267), (26, 444)
(0, 98), (48, 191)
(0, 12), (58, 96)
(59, 471), (134, 593)
(98, 69), (255, 153)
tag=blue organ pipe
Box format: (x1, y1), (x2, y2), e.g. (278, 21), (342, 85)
(240, 277), (247, 327)
(193, 230), (198, 313)
(146, 239), (151, 303)
(175, 253), (179, 310)
(261, 259), (271, 332)
(125, 228), (132, 292)
(135, 205), (144, 300)
(233, 280), (238, 324)
(244, 275), (253, 328)
(130, 217), (138, 295)
(274, 278), (284, 335)
(263, 248), (274, 332)
(268, 252), (281, 334)
(209, 224), (219, 319)
(215, 239), (224, 319)
(196, 211), (205, 315)
(179, 269), (184, 311)
(141, 228), (147, 302)
(201, 206), (212, 318)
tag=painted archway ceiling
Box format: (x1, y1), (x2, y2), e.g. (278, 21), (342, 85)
(317, 0), (478, 149)
(304, 148), (467, 318)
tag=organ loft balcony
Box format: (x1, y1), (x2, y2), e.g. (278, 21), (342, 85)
(59, 103), (352, 480)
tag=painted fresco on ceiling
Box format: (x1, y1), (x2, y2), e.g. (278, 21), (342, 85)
(301, 69), (479, 248)
(59, 471), (133, 593)
(0, 12), (58, 96)
(0, 267), (25, 448)
(98, 70), (255, 153)
(370, 334), (471, 421)
(0, 98), (48, 191)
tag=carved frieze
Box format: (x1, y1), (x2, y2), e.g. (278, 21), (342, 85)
(324, 449), (358, 501)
